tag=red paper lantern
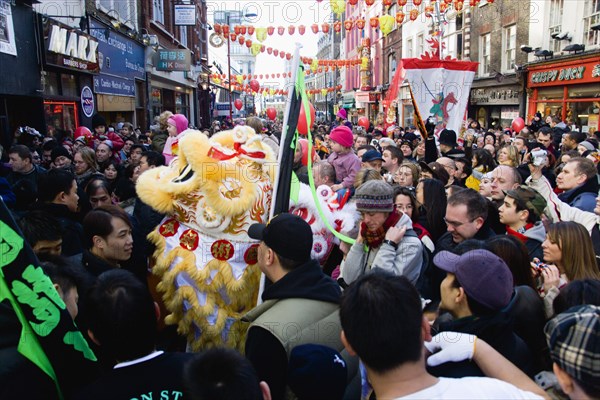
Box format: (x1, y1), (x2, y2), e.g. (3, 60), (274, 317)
(240, 25), (247, 35)
(396, 11), (405, 23)
(260, 45), (265, 52)
(238, 35), (245, 45)
(279, 51), (285, 58)
(413, 0), (422, 5)
(398, 0), (408, 5)
(276, 73), (280, 78)
(245, 39), (252, 48)
(410, 8), (419, 20)
(267, 26), (275, 35)
(234, 25), (241, 35)
(334, 21), (342, 33)
(298, 25), (306, 35)
(259, 74), (263, 79)
(370, 17), (379, 28)
(356, 18), (366, 29)
(288, 25), (295, 35)
(311, 23), (319, 34)
(273, 49), (279, 56)
(344, 19), (354, 31)
(234, 99), (243, 110)
(348, 0), (358, 4)
(277, 26), (285, 35)
(214, 24), (222, 34)
(365, 0), (375, 5)
(267, 47), (273, 54)
(454, 1), (464, 11)
(321, 23), (330, 33)
(286, 53), (292, 60)
(247, 25), (255, 35)
(297, 102), (315, 135)
(383, 0), (393, 6)
(230, 33), (237, 41)
(266, 107), (277, 120)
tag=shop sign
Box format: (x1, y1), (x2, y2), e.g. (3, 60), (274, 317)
(528, 59), (600, 87)
(470, 88), (520, 105)
(174, 4), (196, 26)
(44, 19), (99, 73)
(93, 75), (135, 97)
(89, 19), (145, 81)
(155, 49), (191, 71)
(81, 86), (94, 117)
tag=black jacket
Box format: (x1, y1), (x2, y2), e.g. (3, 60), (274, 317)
(31, 202), (84, 257)
(245, 259), (341, 400)
(430, 308), (537, 378)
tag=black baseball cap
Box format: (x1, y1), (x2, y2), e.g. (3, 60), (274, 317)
(248, 213), (313, 262)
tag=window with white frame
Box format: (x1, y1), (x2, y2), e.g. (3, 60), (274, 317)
(407, 38), (413, 58)
(389, 53), (397, 82)
(97, 0), (138, 28)
(443, 11), (463, 59)
(153, 0), (164, 25)
(503, 25), (516, 72)
(389, 3), (398, 31)
(480, 33), (491, 75)
(180, 26), (188, 48)
(549, 0), (563, 53)
(584, 0), (600, 46)
(417, 33), (424, 56)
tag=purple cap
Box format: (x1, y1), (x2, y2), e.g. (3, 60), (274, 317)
(433, 249), (514, 310)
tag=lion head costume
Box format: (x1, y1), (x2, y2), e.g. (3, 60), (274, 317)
(137, 126), (276, 350)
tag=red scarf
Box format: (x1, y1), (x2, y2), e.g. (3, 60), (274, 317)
(505, 224), (533, 243)
(361, 211), (403, 249)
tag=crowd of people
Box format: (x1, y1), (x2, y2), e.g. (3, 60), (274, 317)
(1, 106), (600, 400)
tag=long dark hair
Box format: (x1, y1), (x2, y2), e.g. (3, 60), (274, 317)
(419, 178), (446, 242)
(472, 148), (497, 172)
(486, 235), (536, 290)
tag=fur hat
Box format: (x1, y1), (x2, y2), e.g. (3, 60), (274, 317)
(329, 126), (353, 148)
(354, 180), (394, 212)
(91, 114), (106, 129)
(167, 114), (189, 135)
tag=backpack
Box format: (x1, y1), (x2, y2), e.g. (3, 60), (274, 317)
(404, 230), (434, 299)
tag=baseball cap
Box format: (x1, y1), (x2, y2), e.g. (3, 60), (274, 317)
(545, 305), (600, 393)
(433, 249), (514, 310)
(361, 150), (383, 163)
(288, 344), (348, 400)
(248, 213), (313, 262)
(504, 185), (547, 218)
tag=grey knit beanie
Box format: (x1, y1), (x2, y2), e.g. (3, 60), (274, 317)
(354, 180), (394, 212)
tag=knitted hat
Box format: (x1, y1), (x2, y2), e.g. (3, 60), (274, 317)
(354, 180), (394, 212)
(336, 108), (347, 119)
(167, 114), (189, 135)
(329, 126), (353, 148)
(91, 114), (107, 129)
(579, 140), (596, 152)
(50, 146), (72, 162)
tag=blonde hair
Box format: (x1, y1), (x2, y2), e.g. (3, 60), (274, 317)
(158, 111), (174, 131)
(75, 147), (99, 173)
(547, 221), (600, 281)
(498, 144), (519, 167)
(354, 168), (383, 189)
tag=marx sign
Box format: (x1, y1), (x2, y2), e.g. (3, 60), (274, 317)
(44, 19), (99, 73)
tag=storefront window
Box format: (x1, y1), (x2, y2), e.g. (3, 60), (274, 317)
(151, 87), (162, 121)
(61, 74), (78, 98)
(535, 87), (564, 118)
(44, 101), (78, 138)
(403, 103), (414, 128)
(175, 92), (189, 119)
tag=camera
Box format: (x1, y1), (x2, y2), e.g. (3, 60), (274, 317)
(530, 149), (548, 166)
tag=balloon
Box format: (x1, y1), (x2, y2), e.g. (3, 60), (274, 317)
(249, 79), (260, 93)
(297, 102), (316, 135)
(511, 117), (525, 133)
(266, 107), (277, 121)
(234, 99), (243, 110)
(358, 116), (370, 129)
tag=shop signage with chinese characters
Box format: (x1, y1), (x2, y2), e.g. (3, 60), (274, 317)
(155, 49), (191, 72)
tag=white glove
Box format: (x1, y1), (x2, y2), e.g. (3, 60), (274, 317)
(424, 332), (477, 367)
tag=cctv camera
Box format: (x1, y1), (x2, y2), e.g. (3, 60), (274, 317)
(520, 45), (533, 53)
(551, 32), (559, 39)
(556, 32), (571, 40)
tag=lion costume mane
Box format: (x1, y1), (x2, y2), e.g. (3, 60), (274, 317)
(136, 126), (276, 350)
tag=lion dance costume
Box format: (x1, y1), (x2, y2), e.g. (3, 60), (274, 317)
(137, 126), (276, 350)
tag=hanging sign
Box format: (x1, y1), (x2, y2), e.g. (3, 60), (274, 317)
(174, 4), (196, 26)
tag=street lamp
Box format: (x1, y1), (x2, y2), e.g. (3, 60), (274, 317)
(226, 11), (257, 122)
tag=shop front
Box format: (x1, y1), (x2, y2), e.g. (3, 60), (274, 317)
(355, 91), (379, 122)
(468, 78), (522, 131)
(88, 18), (146, 130)
(399, 86), (414, 129)
(149, 49), (196, 126)
(41, 17), (99, 137)
(526, 54), (600, 134)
